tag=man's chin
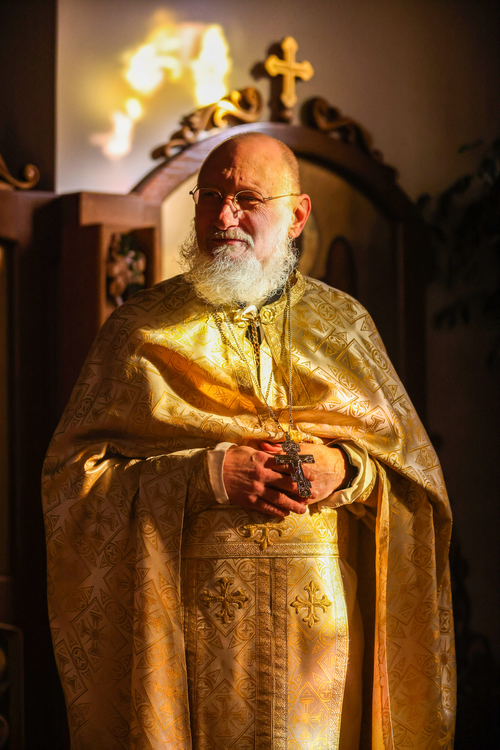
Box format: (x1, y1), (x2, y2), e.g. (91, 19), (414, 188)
(209, 241), (250, 258)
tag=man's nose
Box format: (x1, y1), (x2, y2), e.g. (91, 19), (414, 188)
(213, 197), (240, 229)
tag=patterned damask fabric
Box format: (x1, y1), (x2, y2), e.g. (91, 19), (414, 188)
(182, 475), (362, 750)
(42, 272), (456, 748)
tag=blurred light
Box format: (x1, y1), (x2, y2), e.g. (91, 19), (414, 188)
(90, 17), (231, 161)
(90, 98), (143, 160)
(125, 97), (143, 119)
(125, 37), (182, 94)
(191, 26), (230, 107)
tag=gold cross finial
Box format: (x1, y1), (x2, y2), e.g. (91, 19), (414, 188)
(264, 37), (314, 110)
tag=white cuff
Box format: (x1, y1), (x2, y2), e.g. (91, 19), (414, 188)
(317, 441), (375, 509)
(206, 442), (236, 504)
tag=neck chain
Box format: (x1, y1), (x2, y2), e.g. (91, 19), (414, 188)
(213, 281), (293, 436)
(211, 279), (315, 497)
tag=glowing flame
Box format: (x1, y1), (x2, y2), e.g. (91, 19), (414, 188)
(90, 98), (143, 160)
(90, 16), (231, 161)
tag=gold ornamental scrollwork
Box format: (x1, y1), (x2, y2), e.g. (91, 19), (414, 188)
(151, 87), (264, 160)
(303, 96), (393, 167)
(0, 152), (40, 191)
(241, 520), (291, 551)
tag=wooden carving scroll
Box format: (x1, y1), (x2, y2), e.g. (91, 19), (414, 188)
(302, 97), (392, 168)
(0, 152), (40, 191)
(106, 232), (146, 313)
(151, 87), (264, 160)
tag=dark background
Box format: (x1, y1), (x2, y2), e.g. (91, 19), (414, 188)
(1, 0), (498, 747)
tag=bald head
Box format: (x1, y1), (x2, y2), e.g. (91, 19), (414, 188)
(199, 133), (301, 194)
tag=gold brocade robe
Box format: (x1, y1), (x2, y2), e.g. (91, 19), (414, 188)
(42, 273), (456, 749)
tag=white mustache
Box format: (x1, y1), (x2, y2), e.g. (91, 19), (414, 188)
(207, 228), (255, 249)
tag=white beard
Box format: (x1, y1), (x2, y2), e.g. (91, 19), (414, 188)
(179, 223), (297, 307)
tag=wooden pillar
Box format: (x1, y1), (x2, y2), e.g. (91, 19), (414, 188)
(0, 0), (57, 191)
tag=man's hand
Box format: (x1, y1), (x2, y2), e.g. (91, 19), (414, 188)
(222, 445), (309, 517)
(260, 441), (348, 503)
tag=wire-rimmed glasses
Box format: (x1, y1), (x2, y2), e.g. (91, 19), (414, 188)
(189, 187), (300, 211)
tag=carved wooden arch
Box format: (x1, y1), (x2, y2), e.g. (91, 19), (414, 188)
(133, 122), (412, 220)
(132, 122), (429, 416)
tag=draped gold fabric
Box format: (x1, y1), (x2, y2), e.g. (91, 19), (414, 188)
(42, 272), (455, 748)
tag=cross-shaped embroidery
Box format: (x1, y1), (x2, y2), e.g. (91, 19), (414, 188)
(290, 580), (332, 628)
(200, 577), (249, 624)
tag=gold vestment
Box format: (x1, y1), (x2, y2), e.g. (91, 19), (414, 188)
(42, 273), (456, 748)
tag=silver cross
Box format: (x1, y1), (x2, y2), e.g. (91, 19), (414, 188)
(274, 434), (315, 498)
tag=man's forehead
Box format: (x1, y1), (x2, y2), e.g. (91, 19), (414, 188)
(199, 136), (291, 189)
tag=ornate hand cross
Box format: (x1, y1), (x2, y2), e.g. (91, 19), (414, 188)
(264, 37), (314, 109)
(274, 434), (315, 498)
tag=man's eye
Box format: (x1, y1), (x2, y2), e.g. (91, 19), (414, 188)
(198, 189), (222, 204)
(198, 189), (221, 208)
(236, 191), (263, 208)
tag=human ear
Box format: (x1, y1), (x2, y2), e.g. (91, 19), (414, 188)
(288, 194), (312, 238)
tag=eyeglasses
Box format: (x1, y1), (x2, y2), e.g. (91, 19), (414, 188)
(189, 187), (300, 212)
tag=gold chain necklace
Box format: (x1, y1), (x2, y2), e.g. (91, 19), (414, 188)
(212, 280), (315, 497)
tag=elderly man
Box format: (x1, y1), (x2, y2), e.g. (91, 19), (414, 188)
(43, 133), (455, 749)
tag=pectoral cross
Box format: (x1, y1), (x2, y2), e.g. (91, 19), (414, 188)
(275, 433), (315, 498)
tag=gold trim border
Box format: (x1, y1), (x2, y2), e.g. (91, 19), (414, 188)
(182, 542), (341, 558)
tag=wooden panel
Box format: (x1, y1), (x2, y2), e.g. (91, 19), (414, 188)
(0, 189), (70, 750)
(0, 623), (24, 749)
(58, 193), (161, 405)
(0, 245), (9, 581)
(0, 0), (57, 192)
(78, 191), (161, 227)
